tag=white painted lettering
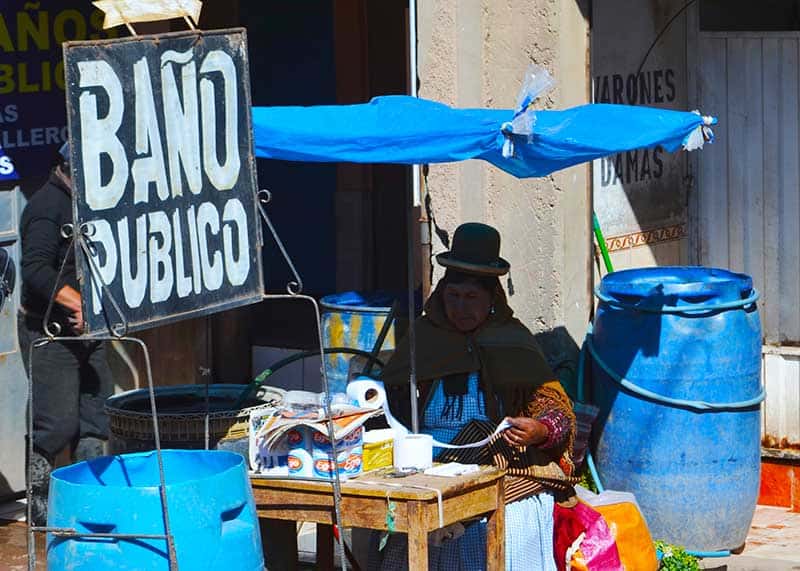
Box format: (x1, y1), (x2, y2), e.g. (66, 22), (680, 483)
(132, 57), (169, 204)
(77, 60), (128, 211)
(222, 198), (249, 286)
(186, 204), (203, 294)
(172, 208), (193, 297)
(161, 49), (202, 197)
(199, 50), (240, 190)
(196, 202), (223, 291)
(148, 211), (174, 303)
(0, 155), (13, 175)
(117, 215), (148, 308)
(88, 219), (119, 314)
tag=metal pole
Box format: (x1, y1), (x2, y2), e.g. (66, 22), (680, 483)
(26, 226), (178, 570)
(260, 294), (349, 570)
(592, 212), (615, 274)
(409, 0), (420, 208)
(27, 336), (177, 570)
(407, 177), (420, 434)
(134, 336), (179, 570)
(407, 0), (421, 432)
(256, 195), (347, 569)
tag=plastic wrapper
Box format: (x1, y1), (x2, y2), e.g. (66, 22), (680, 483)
(554, 500), (623, 571)
(510, 64), (555, 136)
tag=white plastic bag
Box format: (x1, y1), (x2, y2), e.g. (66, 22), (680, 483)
(511, 64), (555, 136)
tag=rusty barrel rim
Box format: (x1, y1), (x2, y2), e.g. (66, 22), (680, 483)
(105, 384), (284, 442)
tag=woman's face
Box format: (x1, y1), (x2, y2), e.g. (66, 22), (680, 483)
(442, 280), (493, 333)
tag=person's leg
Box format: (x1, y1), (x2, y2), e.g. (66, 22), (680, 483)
(366, 529), (455, 571)
(26, 450), (51, 526)
(75, 340), (113, 461)
(19, 318), (82, 457)
(505, 493), (557, 571)
(18, 314), (81, 524)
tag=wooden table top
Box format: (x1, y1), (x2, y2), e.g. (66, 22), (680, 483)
(250, 465), (505, 501)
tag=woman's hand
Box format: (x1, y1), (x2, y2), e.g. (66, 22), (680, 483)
(502, 416), (548, 448)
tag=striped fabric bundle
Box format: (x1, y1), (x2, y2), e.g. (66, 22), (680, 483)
(436, 419), (579, 504)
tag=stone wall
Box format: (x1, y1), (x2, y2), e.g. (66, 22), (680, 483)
(417, 0), (591, 367)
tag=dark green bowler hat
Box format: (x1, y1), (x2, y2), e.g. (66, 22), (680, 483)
(436, 222), (510, 276)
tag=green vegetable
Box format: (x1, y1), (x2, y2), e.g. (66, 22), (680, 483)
(655, 540), (700, 571)
(577, 463), (599, 493)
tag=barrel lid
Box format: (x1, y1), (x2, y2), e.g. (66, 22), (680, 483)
(599, 266), (753, 304)
(320, 291), (395, 313)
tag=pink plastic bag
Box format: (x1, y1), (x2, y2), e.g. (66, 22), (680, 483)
(571, 502), (623, 571)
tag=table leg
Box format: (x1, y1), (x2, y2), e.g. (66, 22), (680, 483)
(407, 501), (429, 570)
(260, 518), (298, 571)
(316, 524), (335, 571)
(485, 481), (505, 571)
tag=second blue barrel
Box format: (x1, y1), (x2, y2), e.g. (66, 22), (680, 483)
(590, 267), (763, 552)
(47, 449), (263, 570)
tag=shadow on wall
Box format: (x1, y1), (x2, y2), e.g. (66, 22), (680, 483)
(574, 0), (591, 21)
(535, 325), (584, 399)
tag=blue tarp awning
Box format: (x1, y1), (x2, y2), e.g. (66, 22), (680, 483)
(252, 95), (714, 178)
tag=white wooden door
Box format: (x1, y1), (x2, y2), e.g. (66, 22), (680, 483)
(696, 32), (800, 449)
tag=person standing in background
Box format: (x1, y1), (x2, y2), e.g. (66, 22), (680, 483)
(17, 142), (113, 526)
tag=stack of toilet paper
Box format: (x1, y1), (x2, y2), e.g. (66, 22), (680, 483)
(286, 426), (364, 479)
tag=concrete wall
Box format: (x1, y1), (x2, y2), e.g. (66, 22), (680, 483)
(417, 0), (591, 370)
(591, 0), (691, 270)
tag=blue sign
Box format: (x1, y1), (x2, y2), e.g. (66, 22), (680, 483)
(0, 141), (17, 181)
(0, 1), (118, 182)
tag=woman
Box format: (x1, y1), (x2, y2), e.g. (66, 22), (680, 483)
(371, 222), (576, 571)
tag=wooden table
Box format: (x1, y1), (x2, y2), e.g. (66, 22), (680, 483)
(251, 466), (505, 570)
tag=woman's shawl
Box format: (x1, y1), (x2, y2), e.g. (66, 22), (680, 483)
(381, 280), (556, 420)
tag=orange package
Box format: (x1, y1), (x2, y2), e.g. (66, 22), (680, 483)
(576, 486), (658, 571)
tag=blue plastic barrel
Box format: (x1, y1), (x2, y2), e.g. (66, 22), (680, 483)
(47, 449), (264, 570)
(321, 291), (396, 393)
(590, 267), (763, 552)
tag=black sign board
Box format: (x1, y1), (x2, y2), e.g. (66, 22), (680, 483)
(63, 29), (263, 336)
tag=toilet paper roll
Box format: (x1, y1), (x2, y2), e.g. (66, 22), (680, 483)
(347, 378), (389, 409)
(347, 377), (409, 438)
(394, 434), (434, 471)
(347, 377), (513, 450)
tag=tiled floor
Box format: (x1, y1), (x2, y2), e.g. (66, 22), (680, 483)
(700, 506), (800, 571)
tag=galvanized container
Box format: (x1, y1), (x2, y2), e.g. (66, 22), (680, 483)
(105, 384), (284, 457)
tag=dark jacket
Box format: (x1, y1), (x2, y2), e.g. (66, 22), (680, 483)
(20, 173), (77, 328)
